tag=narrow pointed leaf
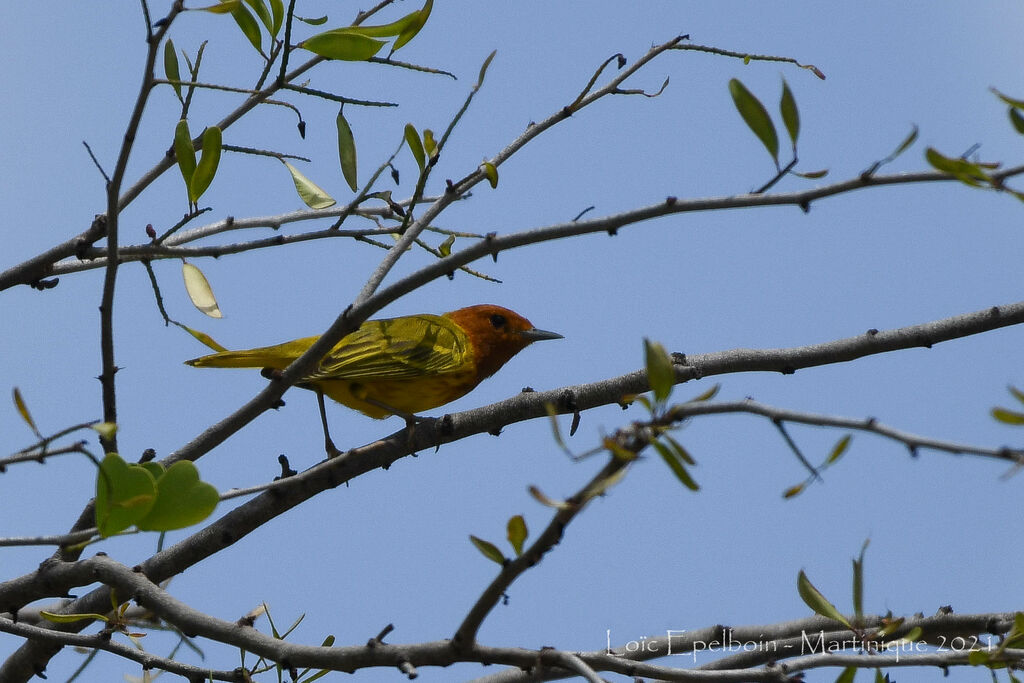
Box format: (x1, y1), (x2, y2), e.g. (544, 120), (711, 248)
(729, 78), (779, 164)
(643, 338), (674, 403)
(283, 161), (336, 209)
(653, 440), (699, 490)
(393, 0), (432, 51)
(528, 485), (570, 510)
(300, 29), (386, 61)
(405, 124), (425, 171)
(354, 0), (431, 41)
(40, 611), (110, 624)
(826, 434), (852, 465)
(163, 39), (182, 101)
(268, 0), (284, 34)
(189, 126), (222, 203)
(469, 535), (506, 565)
(663, 434), (696, 466)
(336, 110), (359, 192)
(476, 50), (496, 88)
(890, 125), (919, 159)
(992, 407), (1024, 425)
(835, 667), (856, 683)
(173, 119), (197, 192)
(295, 15), (328, 25)
(438, 234), (455, 257)
(197, 0), (239, 13)
(242, 0), (273, 33)
(783, 482), (805, 498)
(181, 325), (228, 352)
(779, 78), (799, 147)
(689, 384), (720, 402)
(992, 88), (1024, 110)
(137, 461), (219, 531)
(230, 3), (263, 53)
(1009, 385), (1024, 406)
(797, 569), (852, 628)
(182, 262), (223, 318)
(852, 544), (866, 619)
(13, 387), (40, 436)
(925, 147), (990, 186)
(506, 515), (527, 556)
(581, 466), (629, 501)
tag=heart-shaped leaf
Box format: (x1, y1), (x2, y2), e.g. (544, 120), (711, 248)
(137, 461), (219, 532)
(95, 453), (157, 537)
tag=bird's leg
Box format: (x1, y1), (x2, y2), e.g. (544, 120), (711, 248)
(317, 390), (342, 458)
(362, 397), (424, 449)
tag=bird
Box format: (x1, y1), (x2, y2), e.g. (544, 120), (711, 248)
(186, 304), (562, 453)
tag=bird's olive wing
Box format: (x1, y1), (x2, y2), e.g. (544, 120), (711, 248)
(306, 314), (472, 381)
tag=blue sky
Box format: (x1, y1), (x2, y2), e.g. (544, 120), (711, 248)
(3, 2), (1024, 682)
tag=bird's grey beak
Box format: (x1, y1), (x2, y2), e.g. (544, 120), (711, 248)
(521, 328), (563, 342)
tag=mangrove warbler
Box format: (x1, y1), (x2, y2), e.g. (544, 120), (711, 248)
(185, 304), (562, 418)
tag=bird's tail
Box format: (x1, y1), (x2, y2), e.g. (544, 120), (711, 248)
(185, 348), (292, 369)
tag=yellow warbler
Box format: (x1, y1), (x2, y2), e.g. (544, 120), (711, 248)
(186, 304), (562, 418)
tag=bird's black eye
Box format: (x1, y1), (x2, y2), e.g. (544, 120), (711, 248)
(489, 313), (507, 329)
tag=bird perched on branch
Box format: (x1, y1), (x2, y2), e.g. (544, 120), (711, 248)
(186, 304), (562, 454)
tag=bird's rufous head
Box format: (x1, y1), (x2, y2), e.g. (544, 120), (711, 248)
(444, 304), (562, 381)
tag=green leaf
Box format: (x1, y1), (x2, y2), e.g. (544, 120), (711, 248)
(163, 39), (182, 101)
(438, 234), (455, 257)
(173, 119), (197, 194)
(688, 384), (719, 402)
(797, 569), (852, 629)
(992, 407), (1024, 425)
(139, 461), (165, 481)
(12, 387), (40, 436)
(476, 50), (496, 89)
(506, 515), (527, 556)
(182, 262), (223, 318)
(90, 421), (118, 442)
(137, 461), (219, 531)
(283, 161), (336, 209)
(189, 126), (222, 203)
(793, 168), (829, 179)
(643, 338), (675, 403)
(890, 125), (919, 159)
(663, 434), (696, 466)
(1009, 385), (1024, 406)
(229, 2), (263, 53)
(295, 15), (328, 26)
(40, 610), (111, 624)
(196, 0), (239, 13)
(95, 453), (158, 537)
(181, 324), (229, 353)
(469, 535), (506, 565)
(353, 0), (432, 44)
(873, 669), (885, 683)
(779, 78), (799, 147)
(300, 28), (386, 61)
(1010, 108), (1024, 136)
(852, 539), (868, 619)
(481, 161), (498, 188)
(835, 666), (857, 683)
(242, 0), (274, 34)
(336, 110), (358, 192)
(925, 147), (990, 187)
(528, 484), (569, 510)
(269, 0), (284, 35)
(967, 649), (991, 666)
(992, 87), (1024, 110)
(729, 78), (779, 164)
(826, 434), (852, 465)
(392, 0), (432, 51)
(653, 440), (699, 491)
(782, 482), (805, 499)
(405, 123), (425, 171)
(422, 129), (437, 160)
